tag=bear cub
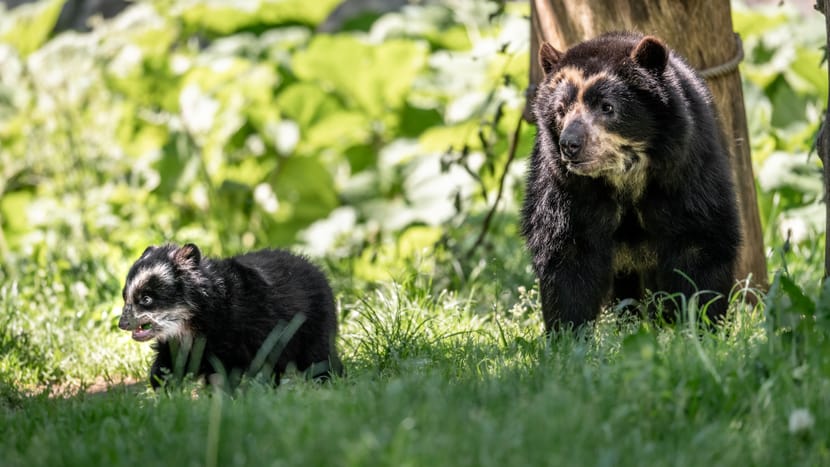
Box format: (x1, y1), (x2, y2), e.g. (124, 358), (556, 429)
(119, 243), (343, 388)
(521, 32), (740, 332)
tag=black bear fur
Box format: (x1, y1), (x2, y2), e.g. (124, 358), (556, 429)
(521, 32), (741, 332)
(119, 243), (343, 388)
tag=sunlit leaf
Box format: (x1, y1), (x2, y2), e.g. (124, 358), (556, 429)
(177, 0), (341, 35)
(223, 157), (276, 188)
(768, 76), (810, 129)
(0, 190), (33, 238)
(733, 7), (791, 40)
(787, 48), (828, 102)
(270, 156), (338, 224)
(275, 82), (343, 129)
(419, 121), (480, 152)
(397, 225), (443, 257)
(757, 152), (823, 197)
(301, 111), (372, 153)
(0, 0), (64, 57)
(292, 35), (428, 119)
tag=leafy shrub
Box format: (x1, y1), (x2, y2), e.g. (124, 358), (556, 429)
(735, 3), (828, 260)
(0, 0), (530, 284)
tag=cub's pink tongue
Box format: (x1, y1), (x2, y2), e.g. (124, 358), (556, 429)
(132, 325), (153, 341)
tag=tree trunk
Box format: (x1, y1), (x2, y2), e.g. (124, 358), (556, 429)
(526, 0), (768, 288)
(817, 0), (830, 279)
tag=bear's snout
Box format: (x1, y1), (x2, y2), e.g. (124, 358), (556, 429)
(559, 121), (586, 161)
(118, 306), (135, 330)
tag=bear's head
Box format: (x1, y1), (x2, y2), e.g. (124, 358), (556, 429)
(534, 33), (678, 195)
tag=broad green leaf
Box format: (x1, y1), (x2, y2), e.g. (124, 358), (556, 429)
(177, 0), (341, 35)
(259, 0), (341, 27)
(223, 156), (276, 188)
(397, 225), (442, 258)
(351, 225), (442, 281)
(733, 8), (791, 40)
(270, 156), (338, 224)
(757, 152), (823, 197)
(292, 35), (428, 119)
(301, 111), (372, 153)
(153, 135), (201, 197)
(119, 122), (168, 159)
(99, 6), (177, 63)
(181, 58), (274, 97)
(368, 5), (471, 51)
(0, 0), (64, 57)
(223, 63), (280, 113)
(419, 121), (481, 152)
(398, 103), (443, 138)
(0, 190), (33, 237)
(178, 3), (259, 35)
(768, 76), (810, 129)
(787, 47), (828, 102)
(345, 145), (378, 174)
(275, 82), (343, 129)
(774, 121), (822, 155)
(424, 25), (471, 51)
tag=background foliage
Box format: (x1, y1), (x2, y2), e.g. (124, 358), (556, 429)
(736, 3), (828, 290)
(0, 0), (531, 286)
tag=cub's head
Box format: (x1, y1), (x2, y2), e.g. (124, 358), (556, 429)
(119, 243), (203, 343)
(534, 33), (674, 192)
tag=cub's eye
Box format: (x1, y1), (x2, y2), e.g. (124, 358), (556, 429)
(554, 104), (567, 117)
(601, 102), (614, 114)
(139, 295), (153, 307)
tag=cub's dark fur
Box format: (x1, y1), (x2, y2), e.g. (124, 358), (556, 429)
(521, 32), (740, 332)
(119, 243), (343, 388)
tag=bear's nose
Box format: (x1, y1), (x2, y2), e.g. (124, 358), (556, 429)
(560, 137), (582, 159)
(559, 123), (585, 160)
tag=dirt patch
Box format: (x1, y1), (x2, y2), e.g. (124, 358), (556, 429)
(23, 375), (146, 399)
(83, 376), (144, 395)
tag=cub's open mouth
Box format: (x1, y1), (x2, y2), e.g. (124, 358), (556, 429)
(131, 319), (156, 342)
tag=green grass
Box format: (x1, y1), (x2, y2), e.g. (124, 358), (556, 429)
(1, 249), (829, 466)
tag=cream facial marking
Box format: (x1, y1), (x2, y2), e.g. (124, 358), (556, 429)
(144, 305), (194, 342)
(126, 262), (174, 304)
(549, 67), (649, 199)
(568, 128), (650, 199)
(548, 66), (585, 90)
(549, 67), (621, 101)
(550, 68), (623, 133)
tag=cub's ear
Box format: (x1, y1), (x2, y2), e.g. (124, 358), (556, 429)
(173, 243), (201, 267)
(539, 42), (563, 76)
(631, 35), (668, 74)
(140, 245), (157, 258)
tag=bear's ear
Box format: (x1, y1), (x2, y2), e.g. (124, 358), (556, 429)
(539, 42), (563, 76)
(140, 245), (157, 258)
(631, 36), (668, 74)
(173, 243), (201, 267)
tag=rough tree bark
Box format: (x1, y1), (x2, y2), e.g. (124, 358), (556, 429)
(526, 0), (768, 288)
(816, 0), (830, 279)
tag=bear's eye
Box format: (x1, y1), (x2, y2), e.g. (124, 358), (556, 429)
(139, 295), (153, 307)
(601, 102), (614, 114)
(554, 103), (566, 117)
